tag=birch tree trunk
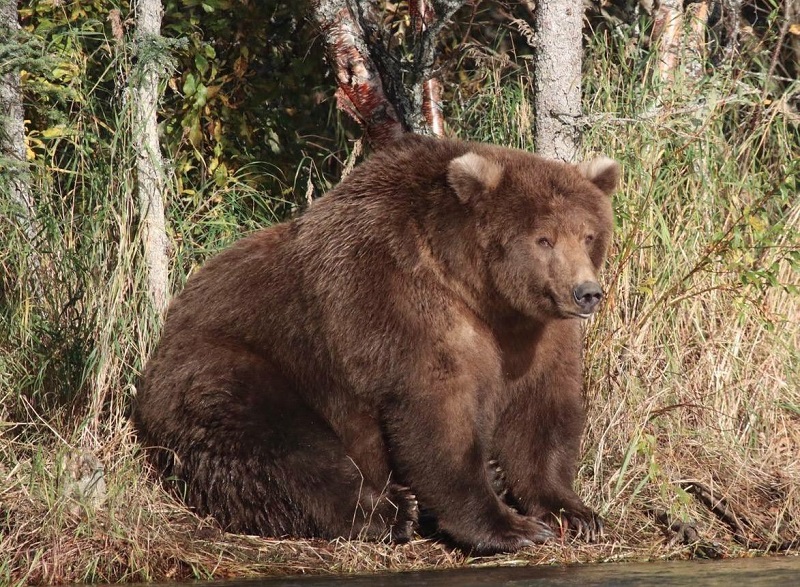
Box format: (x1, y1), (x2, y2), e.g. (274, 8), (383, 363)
(312, 0), (405, 148)
(312, 0), (463, 148)
(131, 0), (170, 315)
(533, 0), (583, 162)
(652, 0), (684, 82)
(0, 0), (37, 246)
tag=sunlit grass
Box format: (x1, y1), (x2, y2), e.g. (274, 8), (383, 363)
(578, 30), (799, 550)
(1, 16), (799, 585)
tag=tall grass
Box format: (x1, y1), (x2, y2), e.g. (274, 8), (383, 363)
(579, 29), (799, 548)
(2, 17), (799, 586)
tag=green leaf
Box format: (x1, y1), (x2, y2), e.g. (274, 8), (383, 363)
(195, 83), (208, 107)
(183, 73), (197, 96)
(41, 126), (66, 138)
(195, 53), (209, 76)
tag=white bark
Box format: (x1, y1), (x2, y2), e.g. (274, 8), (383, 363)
(312, 0), (405, 147)
(652, 0), (685, 82)
(131, 0), (170, 315)
(313, 0), (463, 144)
(533, 0), (584, 162)
(0, 0), (37, 244)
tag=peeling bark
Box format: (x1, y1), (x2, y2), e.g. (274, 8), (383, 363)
(312, 0), (463, 147)
(411, 0), (445, 136)
(422, 76), (444, 136)
(131, 0), (170, 315)
(533, 0), (583, 162)
(312, 0), (405, 148)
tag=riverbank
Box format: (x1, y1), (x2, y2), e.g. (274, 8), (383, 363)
(2, 13), (799, 586)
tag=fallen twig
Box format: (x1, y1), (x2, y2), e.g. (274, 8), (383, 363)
(682, 481), (799, 552)
(648, 509), (722, 559)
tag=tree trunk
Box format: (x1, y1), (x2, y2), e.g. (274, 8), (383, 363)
(131, 0), (170, 315)
(312, 0), (463, 148)
(411, 0), (445, 136)
(312, 0), (405, 148)
(652, 0), (685, 82)
(684, 0), (710, 81)
(0, 0), (37, 246)
(533, 0), (583, 162)
(785, 0), (800, 79)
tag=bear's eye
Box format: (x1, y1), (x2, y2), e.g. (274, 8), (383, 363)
(537, 237), (553, 249)
(585, 234), (595, 244)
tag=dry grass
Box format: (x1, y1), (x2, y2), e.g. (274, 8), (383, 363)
(2, 24), (799, 587)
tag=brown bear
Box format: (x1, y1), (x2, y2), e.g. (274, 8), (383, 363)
(132, 134), (618, 555)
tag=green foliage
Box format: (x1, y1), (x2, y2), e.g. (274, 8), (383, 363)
(6, 0), (330, 414)
(1, 2), (799, 582)
(18, 1), (356, 204)
(159, 0), (351, 199)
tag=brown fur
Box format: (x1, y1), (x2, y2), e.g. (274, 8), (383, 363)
(132, 135), (618, 554)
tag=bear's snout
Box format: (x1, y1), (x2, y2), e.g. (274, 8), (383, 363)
(573, 281), (604, 316)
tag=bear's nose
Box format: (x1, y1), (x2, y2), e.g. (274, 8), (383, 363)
(573, 281), (604, 314)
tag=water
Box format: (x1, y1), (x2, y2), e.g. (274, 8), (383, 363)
(194, 556), (800, 587)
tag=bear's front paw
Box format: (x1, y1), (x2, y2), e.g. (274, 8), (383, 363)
(364, 483), (419, 543)
(469, 509), (555, 555)
(542, 504), (603, 543)
(387, 484), (420, 543)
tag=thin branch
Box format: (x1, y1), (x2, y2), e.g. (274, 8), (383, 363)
(683, 481), (800, 552)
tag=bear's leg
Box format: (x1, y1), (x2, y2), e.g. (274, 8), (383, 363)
(493, 328), (602, 541)
(381, 385), (554, 554)
(139, 341), (417, 542)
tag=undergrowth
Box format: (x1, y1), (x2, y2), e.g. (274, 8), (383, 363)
(1, 15), (799, 587)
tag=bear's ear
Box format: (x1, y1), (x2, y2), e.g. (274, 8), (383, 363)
(578, 156), (620, 195)
(448, 152), (504, 203)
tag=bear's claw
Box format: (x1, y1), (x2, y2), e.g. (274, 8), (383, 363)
(385, 484), (419, 543)
(554, 508), (604, 543)
(487, 459), (509, 501)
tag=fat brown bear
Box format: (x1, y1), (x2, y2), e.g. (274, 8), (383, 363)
(133, 134), (618, 554)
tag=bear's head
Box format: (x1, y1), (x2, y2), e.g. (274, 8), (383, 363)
(447, 148), (618, 321)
